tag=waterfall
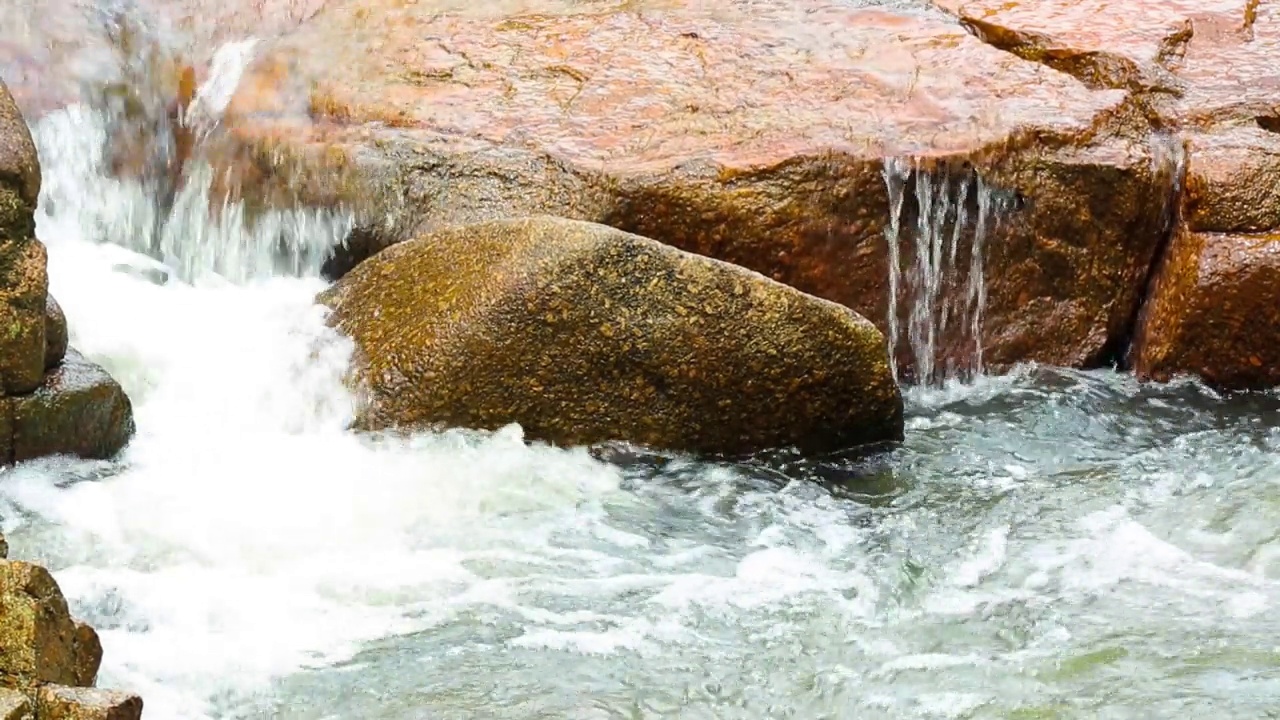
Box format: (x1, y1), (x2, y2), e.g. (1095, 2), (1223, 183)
(42, 16), (353, 285)
(882, 158), (998, 386)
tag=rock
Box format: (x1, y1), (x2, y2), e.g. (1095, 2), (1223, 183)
(45, 295), (67, 370)
(0, 80), (47, 397)
(0, 689), (31, 720)
(211, 0), (1178, 376)
(0, 533), (6, 559)
(320, 216), (903, 455)
(35, 687), (142, 720)
(930, 0), (1242, 92)
(9, 349), (135, 463)
(0, 77), (40, 210)
(0, 560), (102, 691)
(1132, 230), (1280, 389)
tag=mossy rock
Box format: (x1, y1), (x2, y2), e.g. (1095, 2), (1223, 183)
(320, 216), (903, 456)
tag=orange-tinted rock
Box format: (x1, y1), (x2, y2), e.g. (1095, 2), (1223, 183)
(0, 0), (324, 120)
(1168, 0), (1280, 127)
(1182, 125), (1280, 233)
(931, 0), (1223, 91)
(217, 0), (1176, 374)
(1133, 230), (1280, 389)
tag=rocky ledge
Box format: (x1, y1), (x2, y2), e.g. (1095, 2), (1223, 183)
(54, 0), (1267, 392)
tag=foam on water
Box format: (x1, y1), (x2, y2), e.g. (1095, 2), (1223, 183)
(2, 27), (1280, 720)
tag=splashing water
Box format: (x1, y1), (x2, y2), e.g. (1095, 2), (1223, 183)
(4, 15), (1280, 720)
(882, 158), (997, 387)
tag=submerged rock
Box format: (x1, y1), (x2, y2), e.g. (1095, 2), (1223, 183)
(8, 350), (135, 463)
(320, 216), (903, 456)
(0, 560), (102, 691)
(36, 686), (143, 720)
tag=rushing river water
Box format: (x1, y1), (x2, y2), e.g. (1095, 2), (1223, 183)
(4, 21), (1280, 720)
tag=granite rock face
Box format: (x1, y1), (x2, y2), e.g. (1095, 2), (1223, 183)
(199, 0), (1169, 377)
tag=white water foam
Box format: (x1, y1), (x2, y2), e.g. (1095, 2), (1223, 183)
(0, 47), (637, 719)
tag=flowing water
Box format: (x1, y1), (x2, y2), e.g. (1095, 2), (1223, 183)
(883, 159), (1000, 386)
(3, 18), (1280, 720)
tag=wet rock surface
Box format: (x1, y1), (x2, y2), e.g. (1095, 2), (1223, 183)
(0, 560), (102, 691)
(8, 350), (136, 464)
(43, 295), (66, 372)
(199, 0), (1175, 376)
(321, 215), (904, 456)
(35, 687), (143, 720)
(0, 79), (136, 460)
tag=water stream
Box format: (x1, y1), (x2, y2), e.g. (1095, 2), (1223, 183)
(883, 159), (998, 386)
(2, 19), (1280, 720)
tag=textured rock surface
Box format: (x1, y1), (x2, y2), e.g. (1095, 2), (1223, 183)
(0, 560), (102, 691)
(0, 79), (136, 460)
(0, 689), (31, 720)
(205, 0), (1179, 375)
(44, 294), (67, 371)
(35, 686), (143, 720)
(9, 350), (136, 463)
(0, 80), (47, 397)
(320, 216), (903, 455)
(1133, 231), (1280, 389)
(1127, 3), (1280, 389)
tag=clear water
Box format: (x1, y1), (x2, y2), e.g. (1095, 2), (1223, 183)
(2, 22), (1280, 720)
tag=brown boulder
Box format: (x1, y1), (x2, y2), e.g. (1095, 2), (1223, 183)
(0, 689), (30, 720)
(212, 0), (1175, 378)
(0, 80), (48, 397)
(35, 687), (142, 720)
(0, 560), (102, 692)
(44, 294), (67, 371)
(1134, 230), (1280, 390)
(9, 349), (135, 463)
(319, 216), (903, 455)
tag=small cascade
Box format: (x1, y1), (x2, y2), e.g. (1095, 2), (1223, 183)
(882, 158), (999, 386)
(35, 9), (352, 285)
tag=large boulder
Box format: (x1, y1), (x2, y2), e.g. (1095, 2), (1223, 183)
(202, 0), (1174, 378)
(0, 560), (102, 692)
(319, 216), (903, 455)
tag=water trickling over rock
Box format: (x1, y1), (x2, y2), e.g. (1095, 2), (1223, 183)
(882, 158), (1002, 386)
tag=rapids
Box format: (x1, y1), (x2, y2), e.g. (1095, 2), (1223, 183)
(2, 19), (1280, 720)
